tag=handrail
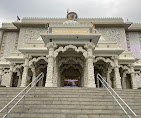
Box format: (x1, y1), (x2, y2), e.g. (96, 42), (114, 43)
(97, 73), (137, 118)
(0, 72), (44, 118)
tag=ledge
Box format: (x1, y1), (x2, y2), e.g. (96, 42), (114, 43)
(41, 34), (101, 45)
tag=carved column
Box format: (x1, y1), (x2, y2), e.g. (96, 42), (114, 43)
(81, 70), (84, 87)
(53, 59), (58, 87)
(21, 54), (30, 87)
(0, 68), (3, 85)
(107, 68), (112, 87)
(83, 61), (87, 87)
(122, 72), (127, 89)
(9, 63), (14, 87)
(85, 43), (96, 88)
(31, 66), (36, 87)
(17, 71), (22, 87)
(130, 64), (137, 89)
(113, 56), (122, 89)
(45, 43), (57, 87)
(57, 67), (61, 87)
(8, 63), (14, 87)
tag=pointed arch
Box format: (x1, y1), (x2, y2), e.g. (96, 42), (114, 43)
(29, 56), (48, 66)
(119, 65), (131, 74)
(94, 57), (114, 67)
(58, 57), (84, 67)
(54, 45), (87, 58)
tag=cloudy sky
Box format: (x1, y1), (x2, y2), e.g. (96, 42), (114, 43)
(0, 0), (141, 26)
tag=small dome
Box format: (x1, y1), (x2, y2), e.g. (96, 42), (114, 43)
(67, 12), (78, 21)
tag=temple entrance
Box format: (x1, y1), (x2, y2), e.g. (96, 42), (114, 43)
(61, 66), (81, 87)
(56, 48), (85, 87)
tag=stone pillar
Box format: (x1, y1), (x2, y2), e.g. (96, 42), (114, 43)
(53, 59), (58, 87)
(107, 69), (111, 87)
(85, 43), (96, 88)
(113, 56), (122, 89)
(83, 61), (87, 87)
(31, 66), (36, 87)
(21, 54), (30, 87)
(130, 64), (137, 89)
(122, 72), (127, 89)
(17, 72), (22, 87)
(45, 43), (57, 87)
(0, 68), (3, 85)
(57, 68), (61, 87)
(7, 63), (14, 87)
(81, 70), (84, 87)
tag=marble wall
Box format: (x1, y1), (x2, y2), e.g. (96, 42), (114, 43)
(1, 32), (19, 58)
(96, 27), (128, 50)
(126, 32), (141, 59)
(17, 27), (46, 49)
(1, 73), (10, 87)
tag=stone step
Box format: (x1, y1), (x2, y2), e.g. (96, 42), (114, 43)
(0, 97), (140, 102)
(0, 87), (140, 93)
(0, 88), (140, 118)
(0, 90), (141, 96)
(0, 100), (140, 106)
(1, 91), (141, 97)
(1, 94), (141, 99)
(1, 105), (140, 113)
(1, 103), (140, 110)
(0, 98), (139, 104)
(1, 104), (141, 110)
(0, 112), (139, 118)
(3, 108), (141, 114)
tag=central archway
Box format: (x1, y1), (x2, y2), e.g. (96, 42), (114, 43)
(61, 65), (81, 87)
(56, 48), (85, 87)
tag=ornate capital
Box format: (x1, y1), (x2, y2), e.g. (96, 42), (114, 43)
(129, 63), (135, 68)
(113, 65), (120, 68)
(47, 55), (55, 58)
(130, 72), (135, 74)
(87, 56), (95, 59)
(9, 62), (15, 67)
(46, 42), (57, 49)
(9, 63), (15, 72)
(84, 42), (95, 49)
(112, 55), (119, 60)
(24, 54), (31, 59)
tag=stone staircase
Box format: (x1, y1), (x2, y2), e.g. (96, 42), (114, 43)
(0, 87), (141, 118)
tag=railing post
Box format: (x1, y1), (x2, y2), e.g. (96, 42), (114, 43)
(34, 80), (37, 97)
(41, 77), (43, 87)
(22, 89), (26, 113)
(6, 105), (9, 118)
(112, 90), (115, 114)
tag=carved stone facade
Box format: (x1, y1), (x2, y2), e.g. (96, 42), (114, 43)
(1, 32), (19, 58)
(96, 27), (128, 50)
(0, 12), (141, 89)
(17, 27), (46, 49)
(126, 32), (141, 58)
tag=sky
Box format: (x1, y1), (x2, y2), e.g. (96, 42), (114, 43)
(0, 0), (141, 27)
